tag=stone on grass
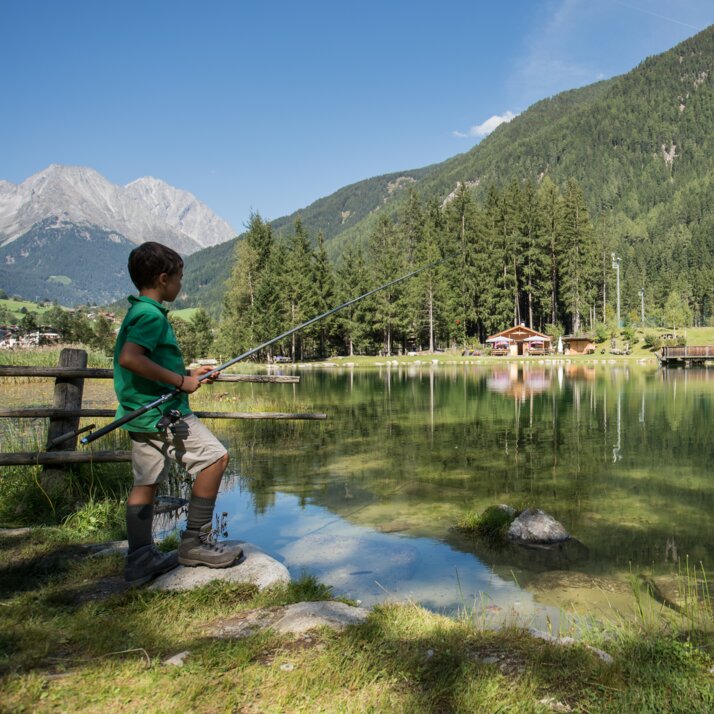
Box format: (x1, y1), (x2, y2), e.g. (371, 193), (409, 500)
(528, 628), (613, 665)
(272, 601), (369, 634)
(209, 600), (370, 639)
(0, 527), (32, 537)
(150, 542), (289, 592)
(85, 540), (128, 558)
(507, 509), (569, 544)
(163, 650), (190, 667)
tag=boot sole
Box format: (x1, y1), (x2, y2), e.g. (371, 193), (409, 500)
(178, 554), (239, 568)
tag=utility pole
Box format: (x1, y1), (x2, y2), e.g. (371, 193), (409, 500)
(611, 254), (621, 328)
(639, 287), (645, 327)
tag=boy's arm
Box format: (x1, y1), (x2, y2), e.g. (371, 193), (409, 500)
(118, 341), (202, 393)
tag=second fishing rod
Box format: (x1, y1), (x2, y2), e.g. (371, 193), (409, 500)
(81, 252), (455, 445)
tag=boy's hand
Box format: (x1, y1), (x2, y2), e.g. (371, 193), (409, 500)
(179, 374), (203, 393)
(191, 365), (221, 383)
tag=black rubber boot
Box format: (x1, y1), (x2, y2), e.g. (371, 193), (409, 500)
(124, 545), (179, 586)
(178, 523), (243, 568)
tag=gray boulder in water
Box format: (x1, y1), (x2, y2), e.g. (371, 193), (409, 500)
(507, 508), (570, 544)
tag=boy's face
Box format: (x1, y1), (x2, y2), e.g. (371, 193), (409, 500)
(158, 269), (183, 302)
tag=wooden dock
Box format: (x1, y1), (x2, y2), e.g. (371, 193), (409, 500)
(659, 345), (714, 366)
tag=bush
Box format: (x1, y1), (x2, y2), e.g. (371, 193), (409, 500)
(457, 505), (517, 540)
(622, 326), (637, 344)
(62, 499), (126, 540)
(643, 333), (663, 351)
(594, 322), (610, 343)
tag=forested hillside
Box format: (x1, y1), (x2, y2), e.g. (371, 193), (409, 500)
(181, 25), (714, 336)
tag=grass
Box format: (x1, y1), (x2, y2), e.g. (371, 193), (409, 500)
(0, 528), (712, 712)
(0, 298), (65, 322)
(456, 505), (518, 540)
(0, 345), (112, 371)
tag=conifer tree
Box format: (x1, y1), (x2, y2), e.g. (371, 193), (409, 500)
(311, 231), (335, 358)
(217, 213), (273, 356)
(190, 308), (215, 358)
(558, 178), (597, 334)
(444, 183), (485, 344)
(254, 240), (289, 360)
(482, 186), (517, 334)
(334, 244), (371, 356)
(535, 177), (562, 327)
(518, 179), (548, 329)
(285, 218), (314, 360)
(368, 214), (406, 355)
(411, 200), (449, 351)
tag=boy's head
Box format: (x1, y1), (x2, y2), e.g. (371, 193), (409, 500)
(128, 242), (184, 291)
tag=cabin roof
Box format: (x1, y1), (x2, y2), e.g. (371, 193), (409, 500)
(486, 325), (550, 342)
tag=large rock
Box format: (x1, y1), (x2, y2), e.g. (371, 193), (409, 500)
(507, 509), (570, 544)
(150, 542), (290, 592)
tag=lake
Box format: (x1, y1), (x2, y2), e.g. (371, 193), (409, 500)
(207, 362), (714, 629)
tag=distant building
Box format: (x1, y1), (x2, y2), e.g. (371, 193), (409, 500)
(562, 335), (596, 355)
(485, 325), (552, 356)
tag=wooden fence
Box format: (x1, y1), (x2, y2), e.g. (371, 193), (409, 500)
(0, 348), (326, 467)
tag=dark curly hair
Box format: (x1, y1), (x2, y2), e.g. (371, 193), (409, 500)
(127, 242), (184, 290)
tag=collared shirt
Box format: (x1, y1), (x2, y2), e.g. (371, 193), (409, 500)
(113, 295), (190, 432)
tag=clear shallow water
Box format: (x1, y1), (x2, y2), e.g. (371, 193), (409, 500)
(207, 362), (714, 626)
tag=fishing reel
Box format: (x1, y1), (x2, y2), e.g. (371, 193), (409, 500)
(157, 409), (183, 434)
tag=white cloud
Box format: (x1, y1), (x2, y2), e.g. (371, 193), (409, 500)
(453, 111), (518, 139)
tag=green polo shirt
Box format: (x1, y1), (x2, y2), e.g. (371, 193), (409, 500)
(113, 295), (191, 432)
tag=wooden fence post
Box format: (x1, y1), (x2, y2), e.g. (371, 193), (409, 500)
(40, 348), (88, 498)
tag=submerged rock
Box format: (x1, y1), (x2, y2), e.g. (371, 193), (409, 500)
(507, 508), (570, 544)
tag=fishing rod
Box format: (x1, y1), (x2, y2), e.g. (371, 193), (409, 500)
(80, 253), (453, 445)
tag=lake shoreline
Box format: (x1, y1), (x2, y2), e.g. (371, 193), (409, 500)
(1, 525), (712, 712)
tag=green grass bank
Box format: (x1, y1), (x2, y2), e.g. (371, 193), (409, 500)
(1, 527), (713, 713)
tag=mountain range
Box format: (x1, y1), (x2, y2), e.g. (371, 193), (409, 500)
(2, 24), (712, 312)
(0, 165), (237, 304)
(179, 24), (714, 316)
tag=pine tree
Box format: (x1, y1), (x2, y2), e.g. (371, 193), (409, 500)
(411, 200), (449, 351)
(444, 183), (486, 344)
(518, 179), (549, 329)
(310, 232), (335, 358)
(367, 214), (407, 356)
(254, 241), (289, 361)
(284, 219), (314, 360)
(334, 244), (371, 356)
(482, 186), (517, 335)
(190, 308), (214, 358)
(558, 178), (598, 334)
(217, 213), (273, 356)
(535, 177), (562, 327)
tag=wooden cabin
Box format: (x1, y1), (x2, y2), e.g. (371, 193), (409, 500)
(486, 325), (552, 356)
(562, 335), (596, 355)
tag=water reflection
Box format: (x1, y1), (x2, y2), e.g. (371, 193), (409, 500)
(209, 363), (714, 624)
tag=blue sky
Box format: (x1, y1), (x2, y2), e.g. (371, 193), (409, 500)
(1, 0), (713, 233)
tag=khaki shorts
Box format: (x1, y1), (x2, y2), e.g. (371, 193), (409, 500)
(129, 413), (228, 486)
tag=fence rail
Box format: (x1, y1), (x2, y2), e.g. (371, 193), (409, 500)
(0, 349), (323, 470)
(0, 366), (299, 382)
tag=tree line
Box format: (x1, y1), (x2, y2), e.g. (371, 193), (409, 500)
(210, 177), (699, 360)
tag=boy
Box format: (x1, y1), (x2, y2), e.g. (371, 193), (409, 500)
(115, 241), (242, 586)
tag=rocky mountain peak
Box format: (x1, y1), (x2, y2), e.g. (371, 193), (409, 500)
(0, 164), (237, 254)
